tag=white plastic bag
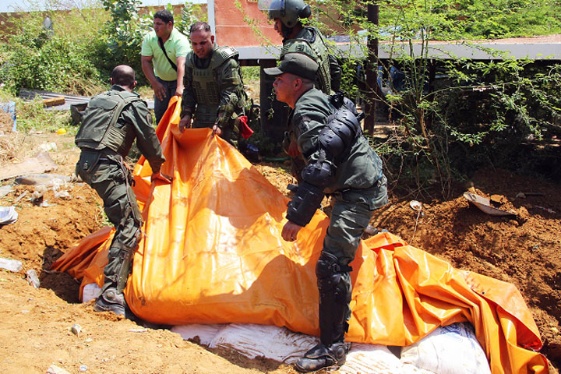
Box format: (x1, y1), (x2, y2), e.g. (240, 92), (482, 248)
(400, 322), (491, 374)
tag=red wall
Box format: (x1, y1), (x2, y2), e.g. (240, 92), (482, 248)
(214, 0), (282, 47)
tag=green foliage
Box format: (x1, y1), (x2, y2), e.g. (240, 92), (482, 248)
(378, 0), (561, 40)
(176, 2), (203, 35)
(100, 0), (152, 76)
(13, 96), (72, 133)
(1, 36), (100, 95)
(242, 66), (260, 82)
(316, 0), (561, 197)
(0, 8), (105, 96)
(439, 59), (561, 164)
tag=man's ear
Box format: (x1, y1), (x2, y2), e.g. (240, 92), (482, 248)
(132, 80), (137, 89)
(109, 77), (114, 85)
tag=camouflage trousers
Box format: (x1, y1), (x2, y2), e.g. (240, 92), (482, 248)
(76, 150), (142, 293)
(315, 175), (388, 345)
(323, 175), (388, 265)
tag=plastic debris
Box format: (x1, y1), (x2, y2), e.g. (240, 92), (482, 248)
(46, 365), (71, 374)
(463, 192), (517, 217)
(0, 258), (23, 272)
(0, 185), (13, 198)
(70, 323), (82, 336)
(0, 206), (18, 225)
(38, 142), (57, 152)
(26, 269), (40, 288)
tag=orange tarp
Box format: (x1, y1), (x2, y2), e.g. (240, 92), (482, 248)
(53, 97), (548, 374)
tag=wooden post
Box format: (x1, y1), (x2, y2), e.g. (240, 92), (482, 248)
(363, 3), (379, 134)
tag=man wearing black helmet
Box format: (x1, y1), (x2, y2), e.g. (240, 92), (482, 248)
(264, 52), (388, 373)
(259, 0), (342, 181)
(259, 0), (341, 94)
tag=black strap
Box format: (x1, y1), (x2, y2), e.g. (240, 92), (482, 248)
(158, 37), (177, 71)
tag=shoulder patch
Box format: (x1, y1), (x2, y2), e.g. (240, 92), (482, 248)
(297, 115), (312, 133)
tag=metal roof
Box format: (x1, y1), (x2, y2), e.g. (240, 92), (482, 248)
(209, 0), (561, 61)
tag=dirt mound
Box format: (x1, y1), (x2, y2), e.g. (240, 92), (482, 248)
(0, 132), (559, 373)
(373, 168), (561, 370)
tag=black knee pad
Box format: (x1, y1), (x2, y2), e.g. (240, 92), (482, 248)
(316, 252), (352, 304)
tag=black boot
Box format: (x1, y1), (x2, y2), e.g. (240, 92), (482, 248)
(94, 287), (127, 316)
(295, 342), (350, 373)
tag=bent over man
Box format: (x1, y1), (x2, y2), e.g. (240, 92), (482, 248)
(75, 65), (169, 316)
(265, 53), (388, 373)
(260, 0), (342, 179)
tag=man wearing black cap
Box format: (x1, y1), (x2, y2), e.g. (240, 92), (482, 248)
(265, 53), (388, 372)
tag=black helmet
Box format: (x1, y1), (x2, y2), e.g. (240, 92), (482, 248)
(258, 0), (312, 28)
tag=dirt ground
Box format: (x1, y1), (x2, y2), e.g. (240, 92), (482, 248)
(0, 127), (560, 374)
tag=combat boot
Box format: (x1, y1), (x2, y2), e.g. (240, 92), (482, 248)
(294, 342), (350, 373)
(94, 287), (127, 316)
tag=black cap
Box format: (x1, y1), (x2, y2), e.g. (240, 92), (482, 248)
(264, 53), (318, 81)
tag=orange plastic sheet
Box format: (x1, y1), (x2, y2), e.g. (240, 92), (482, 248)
(53, 97), (548, 374)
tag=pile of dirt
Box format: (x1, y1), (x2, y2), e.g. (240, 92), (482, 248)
(0, 131), (559, 373)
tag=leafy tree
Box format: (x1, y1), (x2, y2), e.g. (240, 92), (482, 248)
(99, 0), (151, 77)
(308, 0), (561, 197)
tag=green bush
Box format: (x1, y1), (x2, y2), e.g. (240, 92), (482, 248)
(1, 36), (100, 95)
(0, 8), (106, 96)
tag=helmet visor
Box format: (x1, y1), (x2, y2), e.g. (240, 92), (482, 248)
(257, 0), (284, 12)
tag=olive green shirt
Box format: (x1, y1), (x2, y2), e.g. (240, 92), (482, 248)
(76, 85), (165, 173)
(291, 88), (383, 194)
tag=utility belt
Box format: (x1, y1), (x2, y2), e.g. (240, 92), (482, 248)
(97, 155), (124, 165)
(79, 148), (124, 169)
(94, 151), (134, 186)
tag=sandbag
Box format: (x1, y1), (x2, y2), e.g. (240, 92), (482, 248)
(400, 322), (490, 373)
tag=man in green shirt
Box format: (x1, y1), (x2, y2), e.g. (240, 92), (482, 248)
(265, 53), (388, 373)
(141, 10), (190, 125)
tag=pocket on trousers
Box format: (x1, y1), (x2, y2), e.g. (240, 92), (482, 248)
(76, 151), (101, 184)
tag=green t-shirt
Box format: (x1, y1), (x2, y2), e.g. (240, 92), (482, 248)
(141, 28), (191, 82)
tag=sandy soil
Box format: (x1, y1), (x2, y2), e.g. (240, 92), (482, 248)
(0, 129), (560, 374)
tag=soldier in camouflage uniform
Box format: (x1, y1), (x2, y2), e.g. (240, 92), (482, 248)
(259, 0), (342, 181)
(265, 53), (388, 373)
(259, 0), (341, 94)
(75, 65), (170, 317)
(179, 22), (250, 145)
